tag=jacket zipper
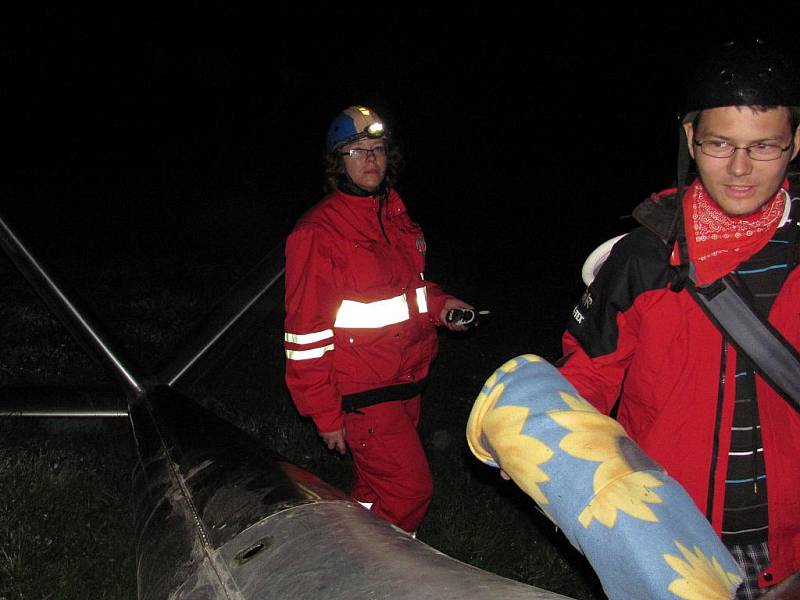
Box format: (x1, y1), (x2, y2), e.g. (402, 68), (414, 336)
(705, 338), (727, 522)
(750, 374), (759, 495)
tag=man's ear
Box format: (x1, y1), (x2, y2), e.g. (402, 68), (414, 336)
(683, 122), (696, 159)
(791, 125), (800, 162)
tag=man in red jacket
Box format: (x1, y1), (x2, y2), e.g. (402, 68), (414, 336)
(284, 105), (471, 532)
(559, 40), (800, 598)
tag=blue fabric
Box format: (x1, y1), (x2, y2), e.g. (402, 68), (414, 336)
(468, 354), (743, 600)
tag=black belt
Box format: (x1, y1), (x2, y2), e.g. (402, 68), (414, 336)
(341, 377), (429, 413)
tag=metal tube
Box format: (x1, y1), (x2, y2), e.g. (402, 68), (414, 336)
(133, 385), (573, 600)
(0, 211), (146, 399)
(156, 242), (285, 389)
(0, 386), (127, 417)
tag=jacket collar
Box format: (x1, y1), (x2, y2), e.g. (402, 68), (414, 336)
(337, 175), (389, 199)
(632, 192), (680, 242)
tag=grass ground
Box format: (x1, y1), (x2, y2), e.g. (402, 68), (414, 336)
(0, 419), (137, 600)
(0, 193), (607, 599)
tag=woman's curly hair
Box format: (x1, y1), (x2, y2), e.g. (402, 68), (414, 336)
(323, 141), (405, 193)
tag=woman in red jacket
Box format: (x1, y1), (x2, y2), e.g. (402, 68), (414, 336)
(284, 105), (471, 532)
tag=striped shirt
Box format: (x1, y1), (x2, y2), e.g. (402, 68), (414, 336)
(721, 221), (792, 545)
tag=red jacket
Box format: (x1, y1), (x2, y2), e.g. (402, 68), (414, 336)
(284, 188), (451, 433)
(559, 191), (800, 588)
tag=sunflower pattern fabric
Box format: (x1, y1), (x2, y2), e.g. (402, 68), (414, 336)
(467, 354), (742, 600)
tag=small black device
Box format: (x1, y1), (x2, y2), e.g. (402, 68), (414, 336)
(445, 308), (490, 326)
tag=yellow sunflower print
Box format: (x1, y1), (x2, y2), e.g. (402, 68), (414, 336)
(665, 541), (742, 600)
(467, 355), (555, 506)
(549, 392), (664, 528)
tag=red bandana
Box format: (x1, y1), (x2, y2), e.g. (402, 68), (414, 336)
(680, 177), (788, 285)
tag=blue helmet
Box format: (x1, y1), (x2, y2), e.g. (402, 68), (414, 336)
(326, 105), (388, 152)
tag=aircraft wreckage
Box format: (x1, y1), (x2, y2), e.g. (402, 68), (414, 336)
(8, 210), (791, 599)
(0, 212), (571, 599)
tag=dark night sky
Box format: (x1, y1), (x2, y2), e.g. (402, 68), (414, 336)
(2, 5), (798, 259)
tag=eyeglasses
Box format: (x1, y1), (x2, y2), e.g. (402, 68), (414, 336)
(693, 139), (793, 161)
(340, 145), (387, 160)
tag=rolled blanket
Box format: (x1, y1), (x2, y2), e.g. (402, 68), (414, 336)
(467, 354), (742, 600)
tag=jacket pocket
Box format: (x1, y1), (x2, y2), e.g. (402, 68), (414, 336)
(336, 239), (391, 294)
(333, 327), (403, 386)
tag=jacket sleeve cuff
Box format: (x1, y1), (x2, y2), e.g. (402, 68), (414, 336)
(425, 282), (452, 325)
(313, 408), (344, 434)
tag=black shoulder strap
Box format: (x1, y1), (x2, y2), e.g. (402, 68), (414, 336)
(687, 272), (800, 412)
(682, 195), (800, 411)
